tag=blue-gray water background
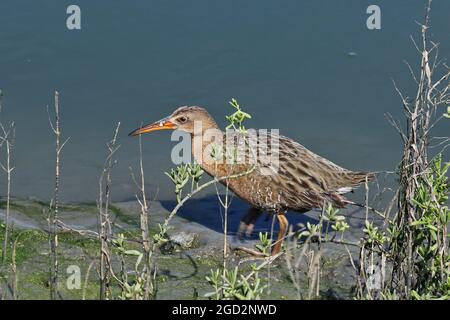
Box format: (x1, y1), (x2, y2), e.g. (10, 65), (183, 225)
(0, 0), (448, 203)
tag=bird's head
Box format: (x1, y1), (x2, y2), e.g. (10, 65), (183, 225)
(128, 106), (218, 137)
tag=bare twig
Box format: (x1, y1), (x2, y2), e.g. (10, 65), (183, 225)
(98, 122), (120, 300)
(0, 92), (15, 265)
(48, 90), (66, 300)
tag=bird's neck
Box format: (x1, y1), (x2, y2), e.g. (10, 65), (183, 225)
(190, 122), (224, 176)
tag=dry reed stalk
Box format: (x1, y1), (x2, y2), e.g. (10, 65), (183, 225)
(131, 133), (156, 299)
(98, 122), (120, 300)
(47, 90), (69, 300)
(0, 91), (15, 265)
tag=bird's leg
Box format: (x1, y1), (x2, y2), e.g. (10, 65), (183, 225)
(271, 213), (288, 256)
(237, 207), (263, 240)
(234, 207), (267, 257)
(236, 212), (288, 257)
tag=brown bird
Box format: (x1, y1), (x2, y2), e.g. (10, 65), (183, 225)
(129, 106), (374, 256)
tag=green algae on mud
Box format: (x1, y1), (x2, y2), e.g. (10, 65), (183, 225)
(0, 228), (353, 299)
(0, 227), (219, 299)
(0, 198), (354, 300)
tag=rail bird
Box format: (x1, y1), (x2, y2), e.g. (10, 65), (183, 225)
(129, 106), (374, 255)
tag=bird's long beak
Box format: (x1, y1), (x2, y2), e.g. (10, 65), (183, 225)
(128, 118), (176, 136)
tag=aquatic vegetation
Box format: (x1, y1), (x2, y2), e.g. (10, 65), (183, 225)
(205, 266), (266, 300)
(356, 1), (450, 298)
(255, 232), (272, 257)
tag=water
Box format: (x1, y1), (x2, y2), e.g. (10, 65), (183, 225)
(0, 0), (448, 203)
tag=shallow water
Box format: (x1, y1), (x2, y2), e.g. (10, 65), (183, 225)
(0, 0), (448, 203)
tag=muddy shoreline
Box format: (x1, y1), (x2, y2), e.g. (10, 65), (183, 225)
(0, 196), (382, 299)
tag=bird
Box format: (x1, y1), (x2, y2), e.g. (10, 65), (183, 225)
(129, 106), (374, 256)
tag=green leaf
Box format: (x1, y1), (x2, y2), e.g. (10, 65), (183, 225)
(124, 249), (142, 256)
(444, 106), (450, 118)
(135, 253), (143, 271)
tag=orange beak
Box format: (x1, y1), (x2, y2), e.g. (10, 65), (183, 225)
(128, 118), (177, 136)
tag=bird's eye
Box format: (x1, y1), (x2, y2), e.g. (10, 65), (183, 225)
(178, 116), (188, 123)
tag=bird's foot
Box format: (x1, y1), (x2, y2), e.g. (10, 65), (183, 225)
(236, 222), (255, 241)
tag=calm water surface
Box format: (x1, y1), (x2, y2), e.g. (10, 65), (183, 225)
(0, 0), (448, 202)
